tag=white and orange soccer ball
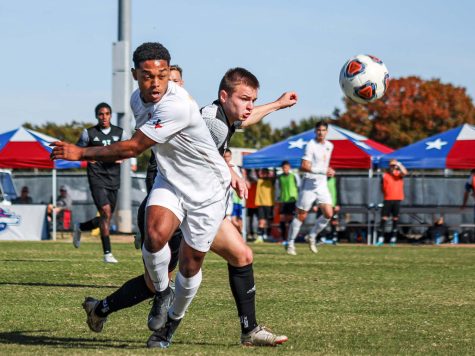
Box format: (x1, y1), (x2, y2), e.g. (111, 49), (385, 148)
(339, 54), (389, 104)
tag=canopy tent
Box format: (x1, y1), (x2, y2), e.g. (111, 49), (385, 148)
(242, 124), (393, 169)
(0, 127), (86, 239)
(379, 124), (475, 169)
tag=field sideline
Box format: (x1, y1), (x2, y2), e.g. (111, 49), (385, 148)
(0, 239), (474, 355)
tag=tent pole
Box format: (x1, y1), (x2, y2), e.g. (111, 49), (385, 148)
(367, 166), (373, 245)
(52, 169), (57, 241)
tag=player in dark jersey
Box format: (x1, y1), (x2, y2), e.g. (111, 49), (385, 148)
(73, 102), (123, 263)
(78, 68), (298, 346)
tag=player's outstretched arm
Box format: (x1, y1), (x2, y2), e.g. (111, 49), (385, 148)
(241, 91), (298, 128)
(50, 130), (156, 162)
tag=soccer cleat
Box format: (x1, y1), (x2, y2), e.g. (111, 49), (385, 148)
(241, 325), (288, 347)
(255, 235), (264, 244)
(148, 287), (174, 331)
(147, 315), (182, 349)
(103, 253), (118, 263)
(73, 223), (81, 248)
(82, 297), (107, 333)
(286, 244), (297, 256)
(308, 236), (318, 254)
(375, 237), (385, 246)
(389, 237), (397, 246)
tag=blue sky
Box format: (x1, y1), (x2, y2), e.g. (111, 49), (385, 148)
(1, 0), (474, 132)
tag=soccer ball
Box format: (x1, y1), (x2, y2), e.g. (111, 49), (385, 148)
(339, 54), (389, 104)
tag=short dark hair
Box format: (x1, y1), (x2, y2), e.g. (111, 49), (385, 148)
(170, 64), (183, 76)
(224, 148), (232, 154)
(95, 102), (112, 117)
(218, 67), (260, 96)
(281, 160), (291, 167)
(315, 120), (328, 129)
(133, 42), (171, 68)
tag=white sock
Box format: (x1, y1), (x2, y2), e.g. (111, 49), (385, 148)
(168, 270), (202, 320)
(142, 244), (170, 292)
(309, 216), (331, 238)
(287, 218), (302, 246)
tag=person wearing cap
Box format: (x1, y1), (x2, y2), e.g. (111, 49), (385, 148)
(377, 159), (408, 246)
(12, 186), (34, 204)
(47, 185), (73, 224)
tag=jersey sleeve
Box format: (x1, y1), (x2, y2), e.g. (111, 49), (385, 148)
(139, 101), (190, 143)
(76, 129), (89, 147)
(301, 141), (313, 162)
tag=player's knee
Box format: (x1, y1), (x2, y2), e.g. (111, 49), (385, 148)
(145, 226), (169, 252)
(228, 245), (253, 266)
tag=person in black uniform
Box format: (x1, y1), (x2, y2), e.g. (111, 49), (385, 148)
(73, 102), (123, 263)
(79, 68), (298, 346)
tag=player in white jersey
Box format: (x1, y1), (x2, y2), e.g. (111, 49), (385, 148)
(286, 121), (335, 255)
(51, 42), (243, 349)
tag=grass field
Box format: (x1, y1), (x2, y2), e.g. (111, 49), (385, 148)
(0, 238), (474, 355)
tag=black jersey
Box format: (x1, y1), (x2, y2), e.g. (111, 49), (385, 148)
(81, 125), (123, 190)
(200, 100), (242, 156)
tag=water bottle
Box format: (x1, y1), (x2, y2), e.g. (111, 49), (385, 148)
(452, 231), (459, 244)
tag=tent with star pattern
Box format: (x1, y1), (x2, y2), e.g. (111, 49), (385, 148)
(242, 124), (393, 169)
(378, 124), (475, 169)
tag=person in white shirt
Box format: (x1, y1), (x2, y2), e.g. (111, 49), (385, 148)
(51, 42), (241, 349)
(286, 121), (335, 255)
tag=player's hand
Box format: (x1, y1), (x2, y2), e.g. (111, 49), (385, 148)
(327, 167), (335, 177)
(50, 141), (84, 161)
(231, 176), (248, 200)
(276, 91), (298, 109)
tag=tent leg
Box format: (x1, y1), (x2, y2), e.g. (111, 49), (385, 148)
(52, 169), (57, 241)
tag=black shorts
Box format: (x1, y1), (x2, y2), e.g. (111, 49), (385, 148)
(257, 206), (273, 220)
(381, 200), (401, 218)
(280, 202), (296, 215)
(90, 185), (118, 212)
(247, 207), (258, 218)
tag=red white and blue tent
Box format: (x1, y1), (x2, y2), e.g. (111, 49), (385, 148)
(379, 124), (475, 169)
(0, 127), (86, 240)
(0, 127), (86, 170)
(242, 124), (393, 169)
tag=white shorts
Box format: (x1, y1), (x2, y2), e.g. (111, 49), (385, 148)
(147, 177), (226, 253)
(296, 178), (333, 211)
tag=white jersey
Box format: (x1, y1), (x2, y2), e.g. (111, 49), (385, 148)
(132, 82), (231, 206)
(302, 139), (334, 183)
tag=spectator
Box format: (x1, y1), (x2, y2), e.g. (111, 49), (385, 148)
(47, 185), (73, 229)
(425, 216), (449, 244)
(245, 169), (258, 240)
(255, 168), (275, 242)
(223, 149), (243, 232)
(12, 186), (33, 204)
(275, 160), (300, 243)
(461, 168), (475, 223)
(376, 159), (408, 246)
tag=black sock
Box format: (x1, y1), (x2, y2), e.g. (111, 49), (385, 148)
(79, 216), (100, 232)
(228, 263), (258, 334)
(279, 222), (287, 240)
(95, 275), (154, 317)
(101, 235), (112, 254)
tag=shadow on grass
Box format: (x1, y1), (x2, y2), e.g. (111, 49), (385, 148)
(0, 282), (119, 289)
(0, 330), (142, 349)
(0, 330), (236, 349)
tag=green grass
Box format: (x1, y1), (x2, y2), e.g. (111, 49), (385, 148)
(0, 240), (474, 355)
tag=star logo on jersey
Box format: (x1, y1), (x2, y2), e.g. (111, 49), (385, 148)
(288, 138), (307, 149)
(425, 138), (448, 150)
(154, 119), (163, 128)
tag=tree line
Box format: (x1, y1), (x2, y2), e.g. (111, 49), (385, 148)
(24, 76), (475, 171)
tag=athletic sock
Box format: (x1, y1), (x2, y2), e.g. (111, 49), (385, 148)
(142, 244), (170, 292)
(94, 274), (154, 317)
(287, 218), (302, 246)
(168, 270), (202, 320)
(309, 215), (331, 238)
(101, 235), (112, 254)
(79, 216), (100, 232)
(279, 221), (287, 240)
(228, 263), (258, 334)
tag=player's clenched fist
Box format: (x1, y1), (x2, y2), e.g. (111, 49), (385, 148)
(50, 141), (84, 161)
